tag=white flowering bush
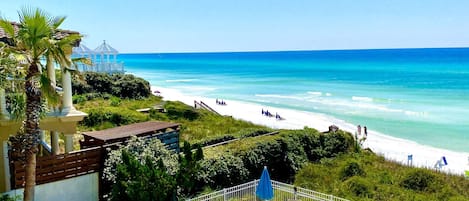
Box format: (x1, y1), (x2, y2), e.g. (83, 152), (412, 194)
(103, 136), (179, 183)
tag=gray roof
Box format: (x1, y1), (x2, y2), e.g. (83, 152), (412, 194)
(94, 40), (118, 54)
(0, 22), (79, 40)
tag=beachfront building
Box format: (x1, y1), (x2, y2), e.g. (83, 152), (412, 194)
(72, 40), (125, 73)
(0, 22), (88, 194)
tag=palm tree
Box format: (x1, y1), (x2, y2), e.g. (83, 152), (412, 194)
(0, 8), (82, 201)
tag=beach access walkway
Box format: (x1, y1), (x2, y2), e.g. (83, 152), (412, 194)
(194, 100), (222, 116)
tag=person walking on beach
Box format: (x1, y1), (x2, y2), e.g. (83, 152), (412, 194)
(364, 126), (368, 137)
(357, 125), (361, 135)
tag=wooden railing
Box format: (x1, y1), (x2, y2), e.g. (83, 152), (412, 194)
(10, 146), (103, 189)
(194, 100), (221, 116)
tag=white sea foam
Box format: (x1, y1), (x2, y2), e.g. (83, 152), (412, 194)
(352, 96), (373, 102)
(307, 91), (323, 96)
(152, 86), (469, 175)
(255, 94), (304, 100)
(325, 93), (332, 96)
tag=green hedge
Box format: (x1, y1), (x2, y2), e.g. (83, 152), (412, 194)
(197, 154), (249, 189)
(199, 129), (355, 188)
(73, 72), (151, 99)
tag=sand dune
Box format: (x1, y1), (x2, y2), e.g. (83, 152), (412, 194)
(153, 86), (469, 175)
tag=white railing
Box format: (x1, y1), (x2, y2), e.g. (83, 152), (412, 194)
(78, 62), (125, 73)
(186, 180), (349, 201)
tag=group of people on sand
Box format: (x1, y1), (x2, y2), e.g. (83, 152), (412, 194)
(357, 125), (368, 137)
(261, 108), (284, 120)
(215, 99), (227, 105)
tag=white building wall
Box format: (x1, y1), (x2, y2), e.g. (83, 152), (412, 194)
(3, 173), (99, 201)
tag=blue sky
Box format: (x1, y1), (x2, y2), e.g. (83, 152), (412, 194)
(1, 0), (469, 53)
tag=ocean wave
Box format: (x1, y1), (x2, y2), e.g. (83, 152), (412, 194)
(325, 93), (332, 96)
(165, 79), (198, 83)
(307, 97), (423, 116)
(352, 96), (373, 102)
(307, 91), (322, 96)
(174, 86), (217, 92)
(255, 94), (304, 100)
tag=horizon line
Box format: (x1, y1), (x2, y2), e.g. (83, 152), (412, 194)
(118, 46), (469, 54)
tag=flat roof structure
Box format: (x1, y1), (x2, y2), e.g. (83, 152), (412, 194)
(81, 121), (180, 149)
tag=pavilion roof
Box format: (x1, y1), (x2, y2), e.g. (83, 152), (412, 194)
(72, 44), (94, 55)
(94, 40), (118, 54)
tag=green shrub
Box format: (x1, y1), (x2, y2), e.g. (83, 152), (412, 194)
(400, 169), (439, 192)
(239, 137), (307, 182)
(165, 101), (199, 120)
(73, 72), (151, 99)
(110, 96), (121, 107)
(344, 176), (373, 198)
(198, 154), (249, 189)
(104, 137), (179, 201)
(72, 94), (87, 104)
(82, 107), (148, 127)
(149, 109), (169, 121)
(340, 161), (365, 180)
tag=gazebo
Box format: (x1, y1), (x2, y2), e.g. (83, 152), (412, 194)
(72, 44), (95, 71)
(72, 40), (124, 73)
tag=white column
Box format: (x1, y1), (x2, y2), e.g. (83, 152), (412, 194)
(51, 131), (60, 155)
(0, 88), (7, 120)
(46, 55), (56, 87)
(64, 134), (74, 153)
(61, 70), (74, 113)
(39, 130), (45, 142)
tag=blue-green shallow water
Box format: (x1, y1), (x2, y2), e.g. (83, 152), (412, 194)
(119, 48), (469, 152)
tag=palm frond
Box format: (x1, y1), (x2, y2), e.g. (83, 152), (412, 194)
(8, 93), (26, 120)
(0, 19), (15, 38)
(39, 74), (60, 107)
(51, 16), (66, 29)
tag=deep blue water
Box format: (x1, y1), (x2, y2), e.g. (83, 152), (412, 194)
(118, 48), (469, 152)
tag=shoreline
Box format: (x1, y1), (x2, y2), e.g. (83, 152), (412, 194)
(152, 86), (469, 175)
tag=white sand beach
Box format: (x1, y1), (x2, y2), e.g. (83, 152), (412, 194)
(152, 86), (469, 175)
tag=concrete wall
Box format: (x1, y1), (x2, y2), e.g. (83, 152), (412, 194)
(3, 173), (99, 201)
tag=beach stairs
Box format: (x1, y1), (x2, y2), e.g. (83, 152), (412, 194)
(194, 100), (221, 116)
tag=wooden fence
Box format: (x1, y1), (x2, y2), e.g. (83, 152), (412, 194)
(10, 147), (103, 189)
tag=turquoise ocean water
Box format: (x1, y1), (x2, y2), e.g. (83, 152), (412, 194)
(119, 48), (469, 152)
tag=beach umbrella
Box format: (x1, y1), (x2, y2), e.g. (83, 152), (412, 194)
(256, 166), (274, 200)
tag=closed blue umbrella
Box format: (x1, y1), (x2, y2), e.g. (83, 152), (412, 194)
(256, 166), (274, 200)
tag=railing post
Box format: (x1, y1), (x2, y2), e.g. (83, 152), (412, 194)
(330, 194), (334, 201)
(223, 188), (227, 201)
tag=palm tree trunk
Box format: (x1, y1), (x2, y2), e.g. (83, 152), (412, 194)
(24, 153), (36, 201)
(23, 62), (42, 201)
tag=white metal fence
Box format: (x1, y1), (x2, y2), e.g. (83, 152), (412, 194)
(186, 180), (349, 201)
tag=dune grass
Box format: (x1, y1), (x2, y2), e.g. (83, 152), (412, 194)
(294, 151), (469, 201)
